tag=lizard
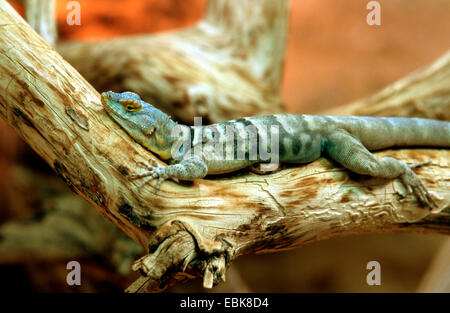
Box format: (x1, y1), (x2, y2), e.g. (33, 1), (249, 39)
(101, 90), (450, 208)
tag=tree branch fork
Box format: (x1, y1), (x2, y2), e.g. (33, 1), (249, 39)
(0, 1), (448, 292)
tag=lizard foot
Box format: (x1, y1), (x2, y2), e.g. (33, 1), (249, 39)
(129, 159), (170, 189)
(400, 163), (437, 209)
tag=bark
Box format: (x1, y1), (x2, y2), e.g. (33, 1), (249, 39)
(326, 51), (450, 120)
(0, 165), (142, 276)
(57, 0), (290, 124)
(0, 1), (448, 293)
(25, 0), (57, 46)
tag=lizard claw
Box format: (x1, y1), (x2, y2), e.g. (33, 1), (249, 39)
(400, 166), (438, 209)
(130, 159), (169, 190)
(136, 159), (158, 170)
(155, 176), (166, 190)
(407, 161), (431, 169)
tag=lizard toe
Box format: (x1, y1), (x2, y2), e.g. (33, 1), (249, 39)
(129, 170), (155, 179)
(400, 168), (437, 209)
(408, 161), (431, 169)
(155, 176), (166, 190)
(137, 173), (158, 189)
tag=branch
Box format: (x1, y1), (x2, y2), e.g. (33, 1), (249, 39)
(57, 0), (290, 124)
(25, 0), (57, 46)
(326, 51), (450, 120)
(0, 165), (142, 276)
(0, 1), (150, 247)
(0, 1), (448, 293)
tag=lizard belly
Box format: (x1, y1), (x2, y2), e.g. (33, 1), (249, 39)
(279, 133), (323, 163)
(205, 159), (256, 175)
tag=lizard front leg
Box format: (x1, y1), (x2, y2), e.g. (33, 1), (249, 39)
(325, 130), (437, 208)
(130, 155), (208, 189)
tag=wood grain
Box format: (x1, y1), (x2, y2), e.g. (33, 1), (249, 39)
(57, 0), (290, 124)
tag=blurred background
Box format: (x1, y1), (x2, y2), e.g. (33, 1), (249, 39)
(1, 0), (449, 292)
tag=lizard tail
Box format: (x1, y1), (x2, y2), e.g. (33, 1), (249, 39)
(333, 116), (450, 150)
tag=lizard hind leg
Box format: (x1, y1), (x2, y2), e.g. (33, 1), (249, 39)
(325, 130), (437, 209)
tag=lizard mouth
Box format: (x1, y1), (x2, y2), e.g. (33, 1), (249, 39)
(147, 127), (157, 138)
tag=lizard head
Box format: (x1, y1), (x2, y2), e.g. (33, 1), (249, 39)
(101, 91), (179, 160)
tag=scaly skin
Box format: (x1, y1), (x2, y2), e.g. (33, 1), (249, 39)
(101, 91), (450, 208)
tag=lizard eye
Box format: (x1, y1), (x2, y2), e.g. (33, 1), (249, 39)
(119, 99), (142, 112)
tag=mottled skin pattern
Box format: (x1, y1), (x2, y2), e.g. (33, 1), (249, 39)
(102, 91), (450, 208)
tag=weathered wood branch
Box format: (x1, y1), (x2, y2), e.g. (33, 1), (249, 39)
(0, 165), (142, 275)
(326, 51), (450, 120)
(57, 0), (290, 124)
(0, 1), (448, 293)
(25, 0), (57, 46)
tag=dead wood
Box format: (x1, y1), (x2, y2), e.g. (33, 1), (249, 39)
(57, 0), (290, 124)
(0, 1), (448, 293)
(0, 165), (142, 275)
(24, 0), (57, 46)
(326, 51), (450, 120)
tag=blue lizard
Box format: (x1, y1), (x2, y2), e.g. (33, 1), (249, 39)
(101, 91), (450, 208)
